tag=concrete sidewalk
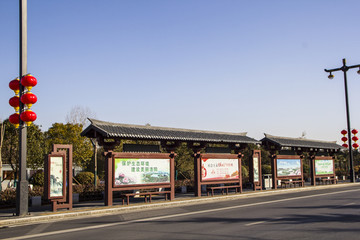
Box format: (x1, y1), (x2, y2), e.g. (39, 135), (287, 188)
(0, 182), (357, 228)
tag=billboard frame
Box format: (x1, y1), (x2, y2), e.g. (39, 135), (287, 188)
(104, 152), (175, 206)
(249, 150), (262, 191)
(272, 155), (304, 189)
(311, 156), (336, 185)
(194, 153), (242, 197)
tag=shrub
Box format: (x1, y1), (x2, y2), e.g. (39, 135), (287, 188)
(75, 172), (98, 185)
(73, 184), (105, 201)
(262, 164), (272, 174)
(73, 184), (85, 194)
(335, 168), (348, 176)
(242, 165), (249, 178)
(0, 189), (16, 207)
(29, 171), (44, 186)
(242, 165), (249, 183)
(29, 186), (44, 197)
(175, 179), (193, 188)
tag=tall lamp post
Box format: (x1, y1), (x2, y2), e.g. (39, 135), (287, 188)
(17, 0), (28, 217)
(325, 58), (360, 183)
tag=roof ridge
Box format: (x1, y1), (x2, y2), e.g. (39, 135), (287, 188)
(264, 133), (337, 144)
(88, 118), (249, 136)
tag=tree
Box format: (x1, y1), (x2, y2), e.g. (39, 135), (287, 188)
(25, 123), (46, 170)
(65, 106), (96, 128)
(0, 120), (5, 187)
(1, 120), (46, 176)
(45, 123), (93, 168)
(174, 143), (194, 180)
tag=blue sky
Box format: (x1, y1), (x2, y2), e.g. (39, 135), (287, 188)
(1, 0), (360, 142)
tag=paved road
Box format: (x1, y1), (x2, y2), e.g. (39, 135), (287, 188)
(1, 185), (360, 240)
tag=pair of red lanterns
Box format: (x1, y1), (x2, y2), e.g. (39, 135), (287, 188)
(341, 129), (359, 149)
(8, 74), (37, 128)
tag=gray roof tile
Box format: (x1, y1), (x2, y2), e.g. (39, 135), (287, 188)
(261, 133), (342, 150)
(82, 118), (259, 144)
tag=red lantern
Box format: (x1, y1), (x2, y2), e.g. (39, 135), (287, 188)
(352, 136), (359, 142)
(9, 78), (20, 95)
(9, 113), (20, 128)
(341, 137), (348, 142)
(20, 110), (37, 126)
(21, 92), (37, 109)
(9, 96), (20, 112)
(352, 143), (359, 149)
(21, 74), (37, 91)
(351, 129), (358, 135)
(342, 143), (349, 148)
(341, 129), (347, 135)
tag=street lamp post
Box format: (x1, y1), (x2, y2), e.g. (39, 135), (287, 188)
(16, 0), (28, 217)
(325, 58), (360, 183)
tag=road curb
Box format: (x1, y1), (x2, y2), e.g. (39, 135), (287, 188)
(1, 182), (358, 227)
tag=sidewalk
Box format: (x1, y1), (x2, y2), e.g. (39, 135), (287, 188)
(0, 182), (357, 228)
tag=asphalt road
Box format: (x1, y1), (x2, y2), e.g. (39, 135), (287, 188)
(1, 185), (360, 240)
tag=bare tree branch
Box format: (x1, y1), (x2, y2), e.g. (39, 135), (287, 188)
(65, 106), (96, 128)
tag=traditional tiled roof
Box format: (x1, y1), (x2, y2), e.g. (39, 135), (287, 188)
(81, 118), (259, 144)
(261, 133), (342, 150)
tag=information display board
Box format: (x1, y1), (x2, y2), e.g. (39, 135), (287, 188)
(114, 158), (170, 186)
(253, 156), (260, 182)
(315, 159), (334, 175)
(201, 158), (239, 181)
(46, 153), (66, 200)
(276, 158), (302, 177)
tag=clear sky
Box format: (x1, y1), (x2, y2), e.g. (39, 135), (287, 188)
(1, 0), (360, 142)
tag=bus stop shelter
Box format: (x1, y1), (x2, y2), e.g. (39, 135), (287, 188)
(261, 134), (343, 188)
(81, 118), (259, 205)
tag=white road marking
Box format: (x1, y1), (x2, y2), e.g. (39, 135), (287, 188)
(245, 217), (282, 226)
(245, 221), (266, 226)
(3, 188), (360, 240)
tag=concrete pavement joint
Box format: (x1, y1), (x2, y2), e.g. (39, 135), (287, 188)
(0, 182), (358, 228)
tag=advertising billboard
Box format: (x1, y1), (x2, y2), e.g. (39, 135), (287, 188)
(276, 159), (302, 177)
(253, 157), (260, 182)
(201, 158), (239, 181)
(49, 156), (65, 198)
(315, 159), (334, 175)
(114, 158), (170, 186)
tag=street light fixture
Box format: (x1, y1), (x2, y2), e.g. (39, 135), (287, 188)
(325, 58), (360, 183)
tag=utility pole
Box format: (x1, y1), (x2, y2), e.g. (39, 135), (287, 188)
(16, 0), (28, 216)
(0, 121), (4, 191)
(325, 58), (360, 183)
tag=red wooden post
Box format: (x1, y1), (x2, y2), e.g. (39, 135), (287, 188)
(170, 152), (175, 200)
(310, 154), (316, 186)
(238, 153), (243, 193)
(271, 153), (277, 189)
(194, 152), (201, 197)
(105, 151), (113, 206)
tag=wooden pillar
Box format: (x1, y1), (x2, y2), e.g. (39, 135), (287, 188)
(194, 152), (201, 197)
(271, 153), (277, 189)
(310, 154), (316, 186)
(170, 152), (176, 200)
(104, 151), (113, 206)
(238, 153), (243, 193)
(300, 155), (304, 186)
